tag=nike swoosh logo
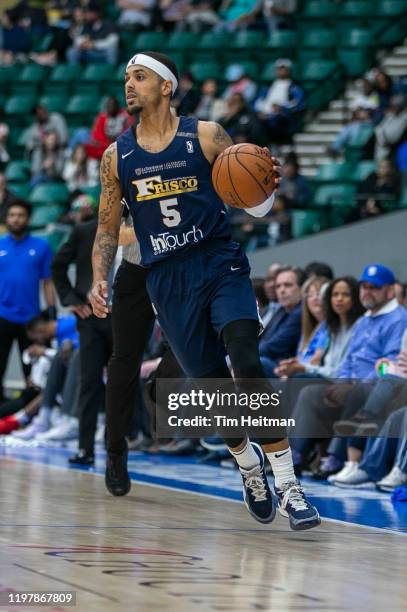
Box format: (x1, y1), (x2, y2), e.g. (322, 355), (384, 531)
(231, 266), (241, 271)
(275, 450), (290, 459)
(121, 150), (134, 159)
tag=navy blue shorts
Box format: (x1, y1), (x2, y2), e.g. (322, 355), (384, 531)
(146, 240), (259, 377)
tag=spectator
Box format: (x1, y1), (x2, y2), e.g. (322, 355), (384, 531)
(0, 201), (55, 403)
(0, 108), (10, 168)
(85, 96), (134, 160)
(182, 1), (220, 32)
(255, 59), (305, 143)
(274, 276), (330, 378)
(374, 69), (394, 112)
(217, 0), (259, 30)
(328, 107), (373, 157)
(305, 261), (334, 281)
(30, 130), (65, 186)
(290, 264), (407, 477)
(219, 93), (266, 146)
(259, 266), (305, 377)
(279, 155), (311, 208)
(66, 2), (119, 64)
(171, 72), (200, 117)
(356, 159), (401, 219)
(277, 277), (364, 380)
(222, 65), (257, 104)
(0, 173), (20, 225)
(234, 0), (297, 32)
(117, 0), (156, 30)
(252, 277), (269, 316)
(25, 104), (68, 161)
(0, 10), (30, 65)
(63, 143), (99, 193)
(158, 0), (191, 31)
(349, 77), (380, 122)
(266, 193), (292, 246)
(195, 79), (226, 122)
(374, 95), (407, 162)
(262, 263), (282, 326)
(394, 281), (406, 307)
(396, 138), (407, 189)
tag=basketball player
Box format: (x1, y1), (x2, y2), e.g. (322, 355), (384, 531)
(90, 51), (320, 530)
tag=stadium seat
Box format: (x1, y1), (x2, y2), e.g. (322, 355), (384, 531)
(302, 28), (336, 51)
(38, 95), (67, 114)
(167, 32), (196, 51)
(291, 210), (323, 238)
(375, 0), (407, 18)
(314, 184), (356, 207)
(8, 183), (31, 201)
(9, 64), (46, 97)
(225, 61), (258, 80)
(29, 183), (69, 206)
(4, 96), (37, 125)
(82, 63), (111, 83)
(198, 31), (230, 50)
(65, 95), (100, 125)
(231, 30), (264, 50)
(344, 126), (374, 163)
(260, 62), (277, 83)
(30, 205), (64, 229)
(313, 162), (354, 184)
(300, 60), (341, 82)
(189, 62), (222, 82)
(340, 1), (372, 19)
(44, 64), (82, 95)
(263, 30), (297, 57)
(338, 28), (373, 48)
(337, 49), (372, 77)
(133, 31), (168, 51)
(32, 228), (69, 252)
(302, 0), (339, 21)
(0, 65), (19, 95)
(352, 160), (377, 182)
(4, 161), (31, 183)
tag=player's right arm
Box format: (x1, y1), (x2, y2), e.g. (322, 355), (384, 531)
(90, 142), (122, 318)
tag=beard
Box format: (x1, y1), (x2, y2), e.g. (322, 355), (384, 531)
(8, 225), (27, 237)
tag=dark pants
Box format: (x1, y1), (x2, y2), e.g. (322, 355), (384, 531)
(77, 314), (113, 454)
(106, 260), (155, 454)
(0, 316), (31, 401)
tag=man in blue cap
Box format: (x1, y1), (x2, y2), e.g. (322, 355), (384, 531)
(289, 263), (407, 478)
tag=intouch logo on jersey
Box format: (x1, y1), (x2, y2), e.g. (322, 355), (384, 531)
(150, 225), (204, 255)
(132, 175), (198, 201)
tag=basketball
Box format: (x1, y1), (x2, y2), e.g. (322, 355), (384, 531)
(212, 143), (278, 209)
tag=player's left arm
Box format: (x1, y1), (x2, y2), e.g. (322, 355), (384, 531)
(198, 121), (280, 218)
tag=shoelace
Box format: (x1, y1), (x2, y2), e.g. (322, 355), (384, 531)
(245, 472), (268, 502)
(281, 483), (308, 512)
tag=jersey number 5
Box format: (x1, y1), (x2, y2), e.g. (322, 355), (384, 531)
(160, 198), (181, 228)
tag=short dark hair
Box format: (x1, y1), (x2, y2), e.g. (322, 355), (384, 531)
(251, 277), (268, 309)
(7, 200), (32, 217)
(141, 51), (179, 84)
(275, 266), (307, 288)
(26, 314), (48, 333)
(305, 261), (334, 281)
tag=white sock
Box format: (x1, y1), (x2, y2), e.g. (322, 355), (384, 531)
(229, 439), (260, 470)
(266, 447), (296, 488)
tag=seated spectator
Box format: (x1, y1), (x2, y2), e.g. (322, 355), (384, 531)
(63, 143), (99, 193)
(158, 0), (191, 31)
(274, 276), (330, 379)
(30, 130), (65, 186)
(356, 159), (401, 219)
(219, 93), (266, 146)
(0, 173), (20, 225)
(375, 95), (407, 162)
(230, 193), (290, 250)
(277, 277), (364, 380)
(0, 10), (30, 65)
(262, 263), (283, 326)
(259, 266), (305, 377)
(66, 2), (119, 64)
(217, 0), (259, 31)
(349, 77), (380, 123)
(182, 1), (220, 32)
(328, 107), (373, 157)
(85, 96), (134, 160)
(195, 79), (226, 122)
(171, 72), (200, 117)
(255, 59), (305, 143)
(25, 103), (68, 161)
(222, 65), (257, 104)
(117, 0), (156, 30)
(290, 264), (407, 477)
(396, 138), (407, 189)
(279, 154), (311, 208)
(394, 281), (407, 307)
(252, 277), (269, 318)
(373, 69), (395, 113)
(234, 0), (297, 32)
(265, 193), (292, 246)
(305, 261), (334, 281)
(0, 108), (10, 168)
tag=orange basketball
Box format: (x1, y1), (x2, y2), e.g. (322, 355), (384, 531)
(212, 143), (278, 209)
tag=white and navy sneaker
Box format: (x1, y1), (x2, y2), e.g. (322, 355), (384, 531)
(238, 442), (276, 524)
(275, 481), (321, 531)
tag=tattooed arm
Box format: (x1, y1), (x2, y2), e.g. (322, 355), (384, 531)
(90, 142), (122, 318)
(198, 121), (234, 165)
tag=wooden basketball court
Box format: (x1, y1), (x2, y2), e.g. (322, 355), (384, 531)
(1, 449), (406, 612)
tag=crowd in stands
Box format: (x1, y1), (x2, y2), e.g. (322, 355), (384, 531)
(0, 192), (407, 495)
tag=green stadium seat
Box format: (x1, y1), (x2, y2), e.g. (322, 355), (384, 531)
(260, 62), (277, 83)
(352, 160), (377, 182)
(340, 1), (372, 19)
(30, 32), (53, 53)
(292, 210), (323, 238)
(81, 185), (101, 203)
(50, 64), (82, 84)
(314, 184), (356, 207)
(344, 125), (374, 163)
(225, 61), (258, 80)
(375, 0), (407, 18)
(264, 30), (297, 53)
(167, 32), (196, 51)
(18, 64), (48, 83)
(378, 22), (406, 46)
(302, 28), (336, 51)
(198, 31), (230, 50)
(4, 96), (37, 125)
(0, 65), (19, 94)
(8, 183), (31, 201)
(30, 205), (64, 229)
(399, 187), (407, 208)
(189, 62), (222, 82)
(302, 1), (338, 20)
(300, 60), (341, 82)
(134, 31), (169, 51)
(83, 63), (113, 83)
(314, 162), (354, 184)
(231, 30), (264, 50)
(38, 95), (67, 114)
(338, 28), (373, 48)
(65, 95), (100, 125)
(337, 49), (372, 77)
(29, 183), (69, 206)
(4, 161), (31, 183)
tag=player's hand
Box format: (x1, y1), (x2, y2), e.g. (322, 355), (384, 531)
(262, 149), (282, 189)
(89, 281), (109, 318)
(68, 303), (92, 319)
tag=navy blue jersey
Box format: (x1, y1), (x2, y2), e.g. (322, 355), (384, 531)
(116, 116), (230, 265)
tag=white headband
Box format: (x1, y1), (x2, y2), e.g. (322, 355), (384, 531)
(126, 53), (178, 93)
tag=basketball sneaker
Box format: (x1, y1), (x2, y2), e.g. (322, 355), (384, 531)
(376, 466), (407, 493)
(238, 442), (276, 524)
(105, 446), (131, 496)
(274, 481), (321, 530)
